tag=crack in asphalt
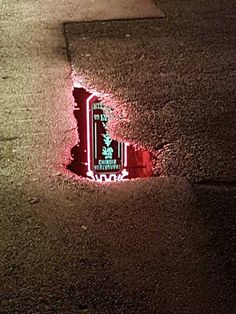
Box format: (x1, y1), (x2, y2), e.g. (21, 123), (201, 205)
(0, 136), (21, 142)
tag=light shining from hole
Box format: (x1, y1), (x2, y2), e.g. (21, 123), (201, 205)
(86, 93), (129, 182)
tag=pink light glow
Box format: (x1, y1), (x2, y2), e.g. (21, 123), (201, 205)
(86, 94), (95, 174)
(67, 82), (153, 181)
(124, 143), (128, 167)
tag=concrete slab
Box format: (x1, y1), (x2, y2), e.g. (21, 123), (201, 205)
(65, 3), (236, 181)
(72, 0), (165, 21)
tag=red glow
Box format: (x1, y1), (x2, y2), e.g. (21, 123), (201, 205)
(67, 87), (153, 181)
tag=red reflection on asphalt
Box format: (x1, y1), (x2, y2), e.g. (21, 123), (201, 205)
(67, 87), (153, 181)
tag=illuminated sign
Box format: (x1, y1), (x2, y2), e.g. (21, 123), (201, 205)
(86, 94), (128, 182)
(68, 87), (153, 182)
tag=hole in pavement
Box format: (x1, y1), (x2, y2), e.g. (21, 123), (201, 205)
(67, 87), (154, 182)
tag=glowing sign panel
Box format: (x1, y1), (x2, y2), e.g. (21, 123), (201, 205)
(68, 87), (153, 182)
(86, 95), (128, 182)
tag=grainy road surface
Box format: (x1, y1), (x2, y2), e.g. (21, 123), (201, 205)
(0, 1), (235, 313)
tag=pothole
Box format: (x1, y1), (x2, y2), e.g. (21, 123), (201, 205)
(67, 87), (154, 182)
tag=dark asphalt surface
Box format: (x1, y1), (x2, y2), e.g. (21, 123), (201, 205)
(1, 179), (235, 314)
(1, 1), (236, 313)
(65, 0), (236, 181)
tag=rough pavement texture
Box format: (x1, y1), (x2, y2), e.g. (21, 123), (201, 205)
(63, 0), (165, 21)
(1, 178), (235, 314)
(1, 0), (235, 313)
(65, 0), (236, 181)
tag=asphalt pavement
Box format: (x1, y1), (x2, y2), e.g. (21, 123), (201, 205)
(0, 1), (235, 313)
(65, 0), (236, 181)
